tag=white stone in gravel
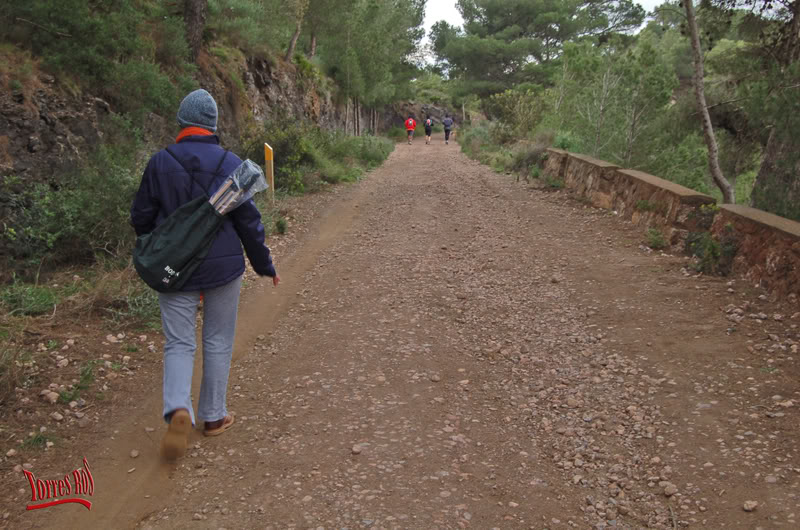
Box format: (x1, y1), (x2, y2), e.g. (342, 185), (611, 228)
(765, 475), (778, 484)
(50, 412), (64, 422)
(130, 450), (140, 459)
(6, 449), (17, 457)
(351, 445), (362, 455)
(664, 484), (678, 496)
(743, 501), (758, 512)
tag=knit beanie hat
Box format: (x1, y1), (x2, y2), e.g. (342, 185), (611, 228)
(176, 89), (218, 132)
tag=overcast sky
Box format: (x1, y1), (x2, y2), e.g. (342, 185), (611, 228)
(423, 1), (665, 36)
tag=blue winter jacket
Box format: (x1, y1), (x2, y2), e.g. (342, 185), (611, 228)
(130, 135), (276, 291)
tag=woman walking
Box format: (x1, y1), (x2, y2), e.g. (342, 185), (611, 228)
(130, 89), (280, 460)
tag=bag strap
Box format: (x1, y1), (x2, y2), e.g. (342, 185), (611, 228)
(165, 146), (229, 197)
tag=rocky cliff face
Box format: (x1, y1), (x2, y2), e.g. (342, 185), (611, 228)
(0, 49), (400, 189)
(0, 74), (111, 183)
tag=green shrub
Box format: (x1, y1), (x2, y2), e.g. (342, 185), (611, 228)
(553, 131), (581, 152)
(241, 114), (393, 193)
(488, 148), (514, 173)
(509, 141), (547, 174)
(646, 228), (667, 250)
(735, 169), (757, 205)
(635, 200), (667, 214)
(488, 121), (515, 145)
(1, 120), (144, 270)
(108, 60), (181, 118)
(3, 1), (192, 117)
(543, 174), (565, 189)
(685, 226), (738, 275)
(207, 0), (290, 56)
(385, 126), (408, 142)
(276, 217), (288, 234)
(459, 122), (492, 158)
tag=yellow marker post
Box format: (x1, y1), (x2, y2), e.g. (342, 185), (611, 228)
(264, 142), (275, 206)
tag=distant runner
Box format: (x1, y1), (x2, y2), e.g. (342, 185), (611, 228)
(405, 115), (416, 145)
(442, 115), (454, 145)
(424, 116), (433, 145)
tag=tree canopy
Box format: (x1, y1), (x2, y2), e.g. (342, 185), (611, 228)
(431, 0), (645, 97)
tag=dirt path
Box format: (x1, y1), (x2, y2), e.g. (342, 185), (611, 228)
(11, 134), (800, 529)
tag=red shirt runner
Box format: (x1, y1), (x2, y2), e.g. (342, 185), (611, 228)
(405, 118), (416, 131)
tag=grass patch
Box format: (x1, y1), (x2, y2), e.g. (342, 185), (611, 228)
(58, 360), (98, 404)
(276, 217), (288, 234)
(20, 433), (53, 451)
(0, 345), (21, 406)
(0, 281), (59, 316)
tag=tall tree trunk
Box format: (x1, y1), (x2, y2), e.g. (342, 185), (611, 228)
(750, 2), (800, 219)
(310, 31), (318, 57)
(751, 130), (800, 219)
(285, 20), (302, 62)
(356, 99), (361, 136)
(183, 0), (208, 61)
(345, 98), (350, 136)
(684, 0), (735, 203)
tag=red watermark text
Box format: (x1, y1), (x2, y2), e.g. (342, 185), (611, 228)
(22, 457), (94, 511)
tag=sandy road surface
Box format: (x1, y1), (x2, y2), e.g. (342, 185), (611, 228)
(14, 134), (800, 529)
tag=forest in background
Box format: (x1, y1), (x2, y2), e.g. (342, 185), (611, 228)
(0, 0), (430, 275)
(426, 0), (800, 221)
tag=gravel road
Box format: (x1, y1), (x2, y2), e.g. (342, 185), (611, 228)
(16, 135), (800, 529)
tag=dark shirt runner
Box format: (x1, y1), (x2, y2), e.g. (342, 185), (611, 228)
(442, 117), (454, 144)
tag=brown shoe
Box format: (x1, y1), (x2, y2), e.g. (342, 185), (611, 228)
(160, 409), (191, 460)
(204, 414), (235, 437)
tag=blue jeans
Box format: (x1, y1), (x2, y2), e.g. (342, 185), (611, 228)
(158, 276), (242, 425)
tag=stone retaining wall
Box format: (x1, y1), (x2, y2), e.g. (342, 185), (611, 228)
(543, 149), (715, 246)
(712, 205), (800, 294)
(542, 148), (800, 296)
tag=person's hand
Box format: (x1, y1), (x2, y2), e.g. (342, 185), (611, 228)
(272, 275), (280, 287)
